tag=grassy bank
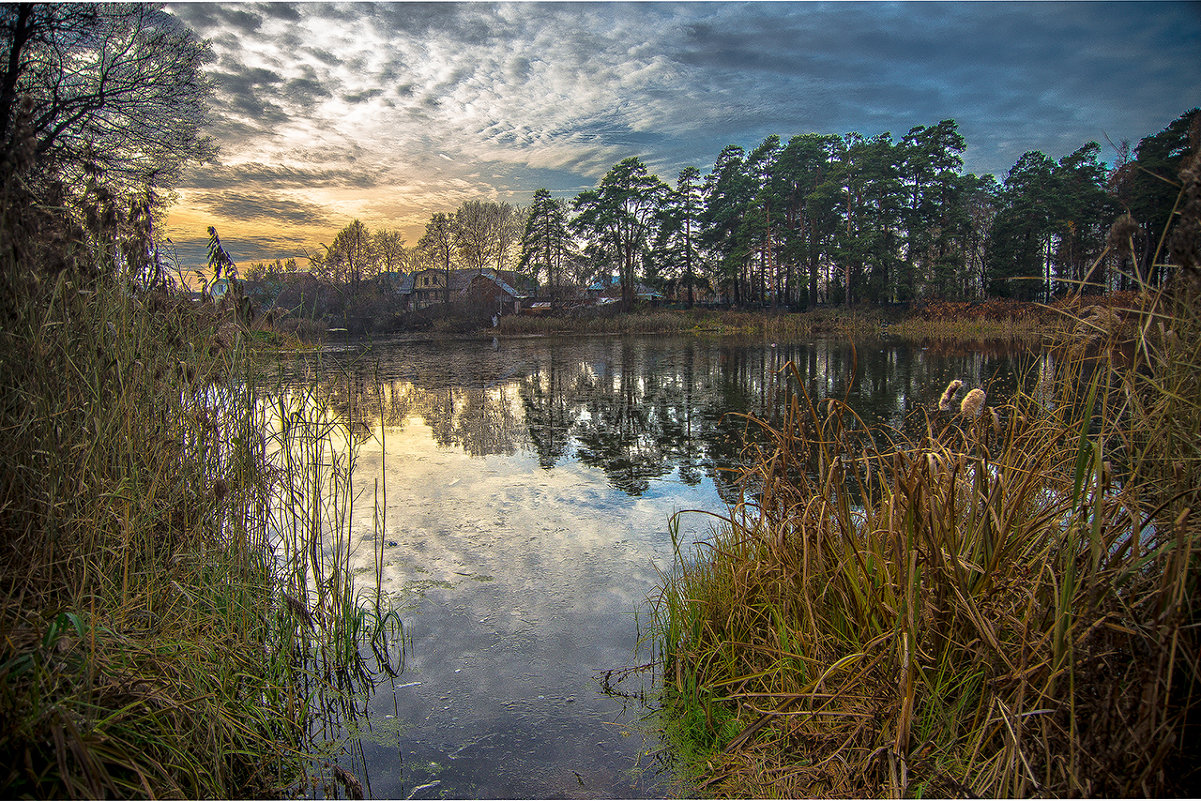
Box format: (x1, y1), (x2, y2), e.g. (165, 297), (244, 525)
(649, 274), (1199, 789)
(496, 306), (891, 339)
(0, 251), (397, 795)
(492, 303), (1066, 342)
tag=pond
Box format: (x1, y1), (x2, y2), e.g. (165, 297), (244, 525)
(278, 334), (1044, 799)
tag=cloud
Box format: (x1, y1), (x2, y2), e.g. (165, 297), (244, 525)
(163, 1), (1201, 257)
(191, 190), (335, 227)
(166, 3), (262, 34)
(259, 3), (302, 23)
(344, 88), (384, 104)
(179, 162), (380, 190)
(168, 232), (316, 272)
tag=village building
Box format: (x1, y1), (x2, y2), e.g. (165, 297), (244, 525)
(397, 268), (536, 315)
(585, 275), (665, 305)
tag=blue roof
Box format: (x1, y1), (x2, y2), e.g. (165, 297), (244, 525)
(587, 275), (620, 292)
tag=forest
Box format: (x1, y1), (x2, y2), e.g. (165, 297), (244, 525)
(270, 110), (1199, 314)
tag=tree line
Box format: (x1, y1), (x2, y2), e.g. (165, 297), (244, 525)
(553, 111), (1197, 309)
(286, 109), (1197, 312)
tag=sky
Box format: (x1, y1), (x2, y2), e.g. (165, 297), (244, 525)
(161, 1), (1201, 272)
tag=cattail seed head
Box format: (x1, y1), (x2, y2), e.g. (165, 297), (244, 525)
(960, 388), (986, 418)
(1107, 213), (1139, 257)
(938, 379), (963, 411)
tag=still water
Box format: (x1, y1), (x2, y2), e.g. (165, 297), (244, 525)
(281, 334), (1041, 799)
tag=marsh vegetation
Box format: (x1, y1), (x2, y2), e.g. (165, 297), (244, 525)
(0, 257), (406, 796)
(647, 175), (1201, 796)
(0, 19), (400, 784)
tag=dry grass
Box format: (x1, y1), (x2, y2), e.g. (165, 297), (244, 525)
(0, 176), (398, 796)
(496, 306), (888, 338)
(650, 154), (1201, 797)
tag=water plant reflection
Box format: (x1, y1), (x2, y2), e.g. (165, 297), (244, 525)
(258, 373), (409, 797)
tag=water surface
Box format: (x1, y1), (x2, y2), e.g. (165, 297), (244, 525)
(282, 334), (1041, 798)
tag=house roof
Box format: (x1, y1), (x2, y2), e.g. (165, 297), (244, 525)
(587, 275), (621, 292)
(401, 268), (532, 299)
(468, 270), (523, 299)
(586, 275), (663, 299)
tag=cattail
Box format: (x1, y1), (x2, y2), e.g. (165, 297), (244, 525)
(1106, 213), (1139, 258)
(989, 406), (1002, 435)
(960, 388), (986, 418)
(283, 592), (314, 630)
(938, 379), (963, 411)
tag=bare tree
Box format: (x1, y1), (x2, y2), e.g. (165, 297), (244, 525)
(373, 227), (409, 273)
(418, 212), (456, 305)
(316, 219), (374, 286)
(0, 3), (214, 188)
(454, 200), (501, 274)
(494, 202), (526, 273)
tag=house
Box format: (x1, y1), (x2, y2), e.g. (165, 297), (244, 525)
(410, 267), (448, 309)
(586, 275), (620, 298)
(399, 268), (536, 314)
(586, 275), (663, 304)
(465, 271), (526, 316)
(377, 270), (409, 293)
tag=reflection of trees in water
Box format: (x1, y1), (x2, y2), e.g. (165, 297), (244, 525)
(514, 338), (1039, 498)
(572, 342), (674, 496)
(517, 340), (807, 499)
(298, 369), (526, 457)
(516, 344), (727, 495)
(375, 381), (525, 457)
(291, 337), (1042, 499)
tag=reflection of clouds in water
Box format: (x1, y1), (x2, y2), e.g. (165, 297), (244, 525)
(327, 380), (528, 458)
(277, 336), (1045, 798)
(345, 414), (708, 796)
(355, 414), (715, 648)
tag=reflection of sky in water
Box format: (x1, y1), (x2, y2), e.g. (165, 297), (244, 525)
(351, 415), (721, 799)
(289, 335), (1045, 799)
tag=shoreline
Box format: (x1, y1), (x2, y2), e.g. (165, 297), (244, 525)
(292, 299), (1103, 345)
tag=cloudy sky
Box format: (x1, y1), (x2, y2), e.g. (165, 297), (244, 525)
(162, 1), (1201, 270)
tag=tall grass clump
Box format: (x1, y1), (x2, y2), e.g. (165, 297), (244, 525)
(0, 154), (398, 795)
(650, 139), (1201, 797)
(886, 298), (1060, 343)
